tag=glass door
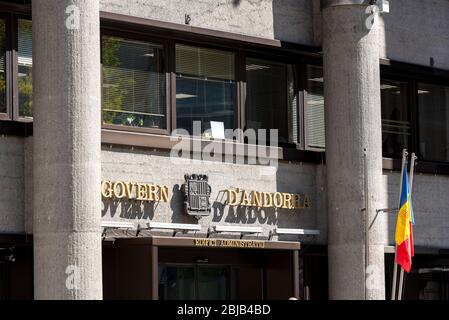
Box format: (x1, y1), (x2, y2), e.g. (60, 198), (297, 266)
(158, 264), (231, 300)
(197, 266), (229, 300)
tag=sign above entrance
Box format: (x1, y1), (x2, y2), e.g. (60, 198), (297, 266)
(225, 189), (311, 209)
(101, 180), (310, 210)
(194, 238), (265, 249)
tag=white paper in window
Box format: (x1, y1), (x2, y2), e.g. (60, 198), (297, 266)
(210, 121), (225, 140)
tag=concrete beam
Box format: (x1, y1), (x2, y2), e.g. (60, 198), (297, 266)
(32, 0), (102, 300)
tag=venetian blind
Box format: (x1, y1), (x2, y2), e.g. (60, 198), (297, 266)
(305, 65), (326, 150)
(245, 58), (291, 144)
(0, 19), (5, 113)
(287, 65), (298, 144)
(176, 44), (235, 81)
(102, 36), (166, 128)
(0, 19), (5, 73)
(18, 19), (32, 67)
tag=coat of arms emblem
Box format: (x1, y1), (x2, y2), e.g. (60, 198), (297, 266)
(183, 174), (212, 219)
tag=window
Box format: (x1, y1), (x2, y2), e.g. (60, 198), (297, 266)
(0, 15), (32, 121)
(158, 264), (233, 300)
(305, 65), (325, 150)
(18, 19), (32, 119)
(101, 35), (167, 130)
(175, 44), (236, 137)
(381, 79), (410, 158)
(418, 82), (449, 162)
(0, 18), (6, 116)
(245, 58), (297, 144)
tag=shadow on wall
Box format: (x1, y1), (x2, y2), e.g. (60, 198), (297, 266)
(170, 184), (199, 224)
(272, 0), (315, 45)
(382, 0), (449, 69)
(102, 198), (156, 220)
(210, 189), (278, 225)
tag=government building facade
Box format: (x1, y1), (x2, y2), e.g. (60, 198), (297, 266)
(0, 0), (449, 300)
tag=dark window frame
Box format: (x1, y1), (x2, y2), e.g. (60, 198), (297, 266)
(0, 12), (14, 121)
(381, 62), (449, 172)
(15, 14), (32, 122)
(243, 51), (302, 149)
(0, 7), (31, 122)
(3, 10), (449, 172)
(303, 58), (325, 152)
(100, 22), (312, 151)
(379, 75), (413, 160)
(415, 80), (449, 164)
(172, 39), (241, 137)
(100, 27), (172, 136)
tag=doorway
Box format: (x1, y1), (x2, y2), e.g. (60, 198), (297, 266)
(102, 238), (299, 300)
(158, 264), (266, 300)
(159, 264), (231, 300)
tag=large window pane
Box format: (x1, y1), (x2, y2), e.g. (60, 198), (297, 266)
(18, 19), (33, 119)
(381, 80), (410, 157)
(197, 266), (228, 300)
(158, 266), (195, 300)
(245, 58), (296, 144)
(0, 19), (6, 114)
(102, 36), (167, 129)
(305, 65), (325, 149)
(418, 83), (449, 162)
(176, 44), (236, 137)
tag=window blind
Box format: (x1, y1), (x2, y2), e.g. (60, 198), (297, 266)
(102, 36), (166, 129)
(18, 19), (32, 67)
(305, 65), (325, 150)
(176, 44), (235, 81)
(245, 58), (291, 144)
(0, 19), (5, 113)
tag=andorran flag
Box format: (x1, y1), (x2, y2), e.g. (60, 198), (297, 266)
(395, 163), (415, 273)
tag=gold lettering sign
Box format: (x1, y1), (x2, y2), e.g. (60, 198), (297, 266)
(224, 189), (311, 209)
(101, 180), (170, 202)
(194, 239), (265, 249)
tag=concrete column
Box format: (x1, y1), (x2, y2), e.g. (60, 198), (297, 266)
(33, 1), (102, 299)
(322, 1), (386, 299)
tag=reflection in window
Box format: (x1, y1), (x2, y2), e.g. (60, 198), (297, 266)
(176, 44), (236, 137)
(18, 19), (33, 119)
(197, 267), (228, 300)
(305, 65), (325, 149)
(158, 266), (195, 300)
(102, 36), (167, 129)
(418, 83), (449, 162)
(0, 19), (6, 114)
(245, 58), (296, 144)
(381, 80), (410, 157)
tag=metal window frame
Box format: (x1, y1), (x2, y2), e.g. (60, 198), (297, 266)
(100, 27), (172, 136)
(302, 60), (326, 152)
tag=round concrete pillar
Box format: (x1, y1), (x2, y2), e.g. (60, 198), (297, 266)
(323, 1), (386, 299)
(32, 1), (102, 299)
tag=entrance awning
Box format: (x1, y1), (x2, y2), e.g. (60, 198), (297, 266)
(103, 229), (300, 251)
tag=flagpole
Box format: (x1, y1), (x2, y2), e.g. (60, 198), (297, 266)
(391, 149), (408, 300)
(398, 269), (405, 300)
(398, 153), (417, 300)
(409, 153), (417, 195)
